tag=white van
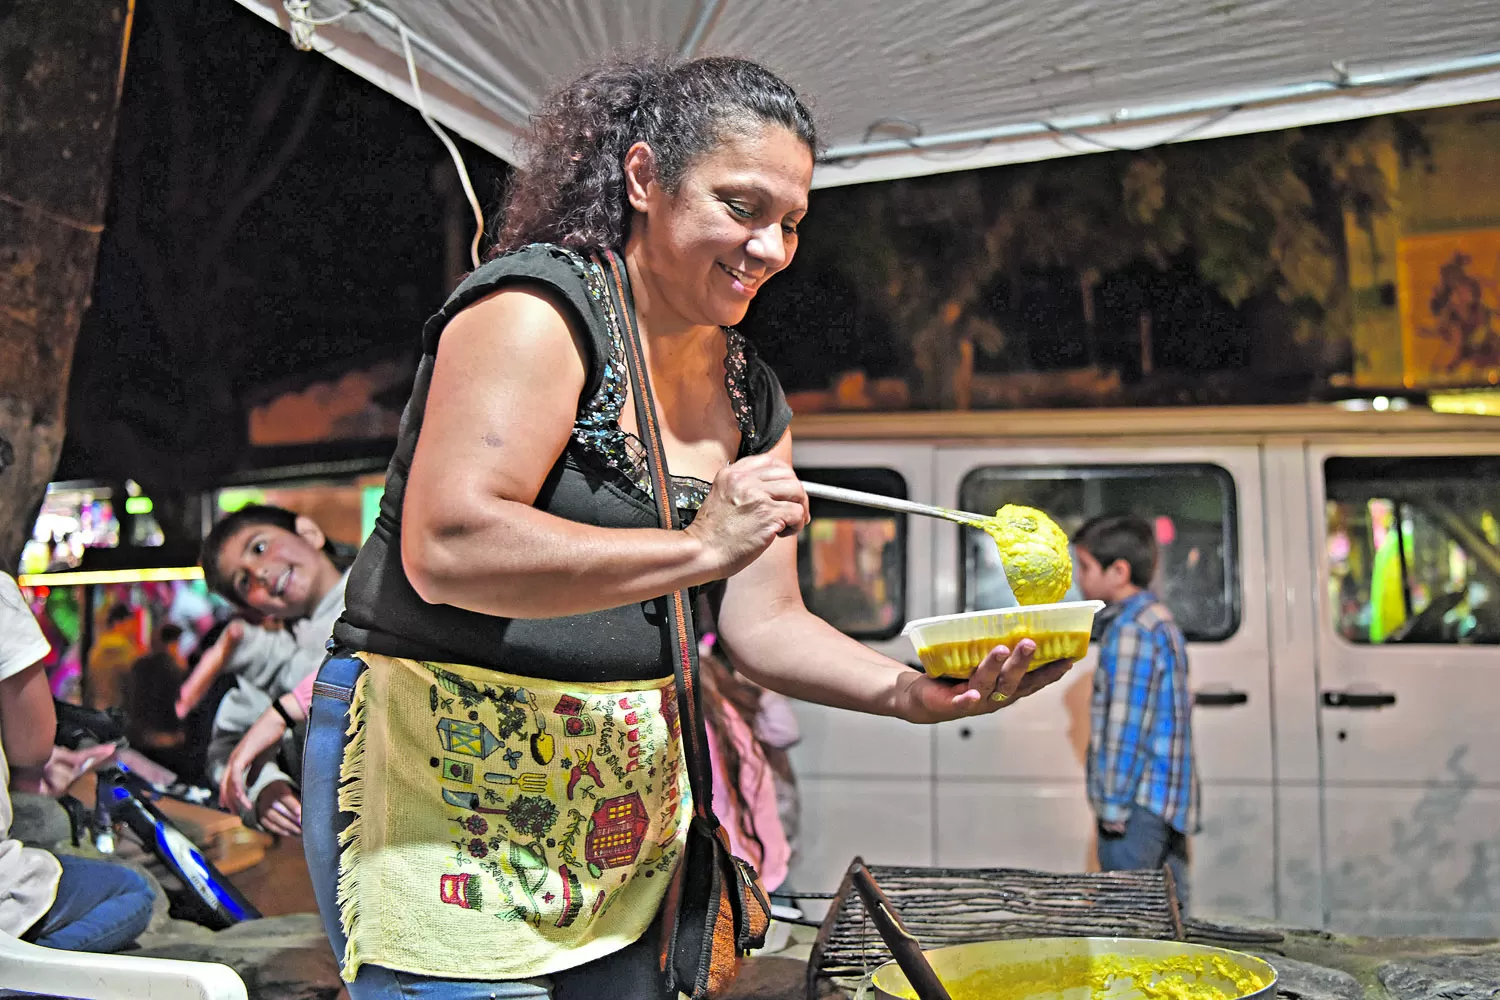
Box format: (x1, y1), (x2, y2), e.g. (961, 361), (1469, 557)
(785, 403), (1500, 937)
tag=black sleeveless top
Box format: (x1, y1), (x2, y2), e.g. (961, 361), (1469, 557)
(333, 244), (793, 683)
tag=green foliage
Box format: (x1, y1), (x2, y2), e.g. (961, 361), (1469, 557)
(798, 116), (1409, 403)
(1126, 131), (1336, 308)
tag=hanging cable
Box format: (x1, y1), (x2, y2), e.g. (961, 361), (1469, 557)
(397, 20), (485, 268)
(279, 0), (486, 266)
(282, 0), (362, 51)
(1041, 106), (1240, 154)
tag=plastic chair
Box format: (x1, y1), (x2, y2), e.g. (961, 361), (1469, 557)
(0, 931), (247, 1000)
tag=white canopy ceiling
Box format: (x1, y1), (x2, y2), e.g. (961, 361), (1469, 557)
(235, 0), (1500, 188)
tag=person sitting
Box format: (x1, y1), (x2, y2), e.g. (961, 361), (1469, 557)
(698, 632), (793, 894)
(186, 505), (351, 836)
(124, 624), (190, 775)
(86, 604), (140, 711)
(2, 570), (154, 953)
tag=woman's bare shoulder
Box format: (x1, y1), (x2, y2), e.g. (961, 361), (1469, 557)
(436, 283), (591, 390)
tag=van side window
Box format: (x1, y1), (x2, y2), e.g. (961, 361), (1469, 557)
(1325, 456), (1500, 645)
(795, 468), (907, 640)
(960, 464), (1240, 642)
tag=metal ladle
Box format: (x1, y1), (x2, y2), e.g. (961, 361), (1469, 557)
(850, 863), (954, 1000)
(801, 481), (994, 530)
(802, 481), (1020, 598)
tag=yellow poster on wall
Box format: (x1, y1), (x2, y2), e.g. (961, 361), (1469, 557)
(1397, 229), (1500, 388)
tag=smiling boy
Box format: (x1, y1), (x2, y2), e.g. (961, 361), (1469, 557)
(183, 505), (350, 835)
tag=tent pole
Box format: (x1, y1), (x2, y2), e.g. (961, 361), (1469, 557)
(821, 50), (1500, 162)
(678, 0), (725, 59)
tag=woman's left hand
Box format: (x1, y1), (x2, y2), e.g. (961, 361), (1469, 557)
(897, 639), (1073, 724)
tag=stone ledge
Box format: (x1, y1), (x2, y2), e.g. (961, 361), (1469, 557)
(133, 914), (344, 1000)
(32, 914), (1500, 1000)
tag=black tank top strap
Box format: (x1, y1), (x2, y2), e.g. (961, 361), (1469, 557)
(421, 244), (614, 402)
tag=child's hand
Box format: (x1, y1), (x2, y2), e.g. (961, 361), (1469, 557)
(11, 744), (117, 797)
(254, 780), (302, 838)
(219, 709), (288, 816)
(218, 754), (256, 817)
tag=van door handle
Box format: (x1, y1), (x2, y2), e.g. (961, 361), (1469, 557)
(1193, 689), (1248, 707)
(1322, 690), (1397, 709)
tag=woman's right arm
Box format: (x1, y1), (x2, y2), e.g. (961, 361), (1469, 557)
(401, 287), (804, 619)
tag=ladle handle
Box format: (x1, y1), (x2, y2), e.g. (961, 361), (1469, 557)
(801, 482), (987, 528)
(850, 864), (953, 1000)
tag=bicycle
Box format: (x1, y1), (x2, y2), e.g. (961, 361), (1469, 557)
(52, 699), (263, 930)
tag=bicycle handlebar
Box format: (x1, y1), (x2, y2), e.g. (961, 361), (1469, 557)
(53, 699), (129, 750)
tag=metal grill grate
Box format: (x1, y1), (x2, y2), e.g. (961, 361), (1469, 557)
(804, 859), (1192, 998)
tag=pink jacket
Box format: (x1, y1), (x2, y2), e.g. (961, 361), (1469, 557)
(290, 670), (317, 717)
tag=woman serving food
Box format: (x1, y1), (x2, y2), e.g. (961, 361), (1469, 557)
(301, 54), (1073, 999)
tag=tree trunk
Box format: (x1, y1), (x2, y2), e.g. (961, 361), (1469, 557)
(1080, 268), (1100, 369)
(1138, 311), (1154, 378)
(0, 1), (134, 571)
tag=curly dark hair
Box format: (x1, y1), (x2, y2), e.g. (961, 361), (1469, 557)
(492, 54), (818, 256)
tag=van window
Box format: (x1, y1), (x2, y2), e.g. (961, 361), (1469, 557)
(960, 464), (1240, 642)
(796, 468), (907, 640)
(1325, 456), (1500, 645)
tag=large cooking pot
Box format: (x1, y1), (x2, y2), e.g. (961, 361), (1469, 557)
(869, 936), (1278, 1000)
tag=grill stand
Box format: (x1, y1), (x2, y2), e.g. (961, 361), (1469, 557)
(802, 859), (1276, 998)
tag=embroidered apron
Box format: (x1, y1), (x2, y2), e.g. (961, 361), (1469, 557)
(335, 652), (689, 982)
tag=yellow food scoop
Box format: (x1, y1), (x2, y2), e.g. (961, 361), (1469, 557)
(801, 483), (1073, 605)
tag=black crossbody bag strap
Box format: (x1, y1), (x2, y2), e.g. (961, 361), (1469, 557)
(598, 250), (768, 997)
(596, 249), (716, 823)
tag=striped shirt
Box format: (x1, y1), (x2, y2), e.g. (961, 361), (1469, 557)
(1087, 591), (1200, 834)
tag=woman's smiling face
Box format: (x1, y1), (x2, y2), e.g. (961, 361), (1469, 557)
(628, 121), (813, 329)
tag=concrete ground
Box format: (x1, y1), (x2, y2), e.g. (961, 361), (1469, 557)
(14, 804), (1499, 999)
(138, 838), (1500, 999)
(134, 835), (825, 999)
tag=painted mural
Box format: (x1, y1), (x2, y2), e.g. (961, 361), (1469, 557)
(1398, 230), (1500, 386)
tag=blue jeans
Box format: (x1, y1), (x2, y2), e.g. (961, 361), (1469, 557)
(302, 655), (675, 1000)
(1096, 805), (1191, 915)
(25, 854), (154, 953)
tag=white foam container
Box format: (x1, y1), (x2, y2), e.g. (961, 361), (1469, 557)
(902, 601), (1105, 678)
(750, 904), (804, 955)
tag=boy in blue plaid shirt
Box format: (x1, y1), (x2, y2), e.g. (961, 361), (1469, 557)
(1074, 515), (1199, 913)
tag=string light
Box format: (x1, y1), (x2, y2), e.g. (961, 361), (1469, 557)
(19, 567), (204, 588)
